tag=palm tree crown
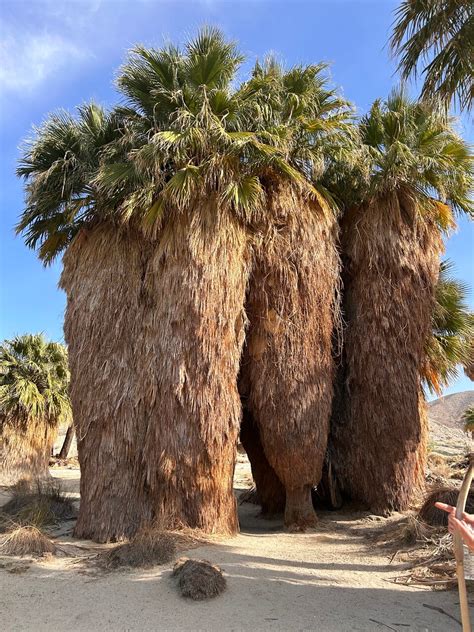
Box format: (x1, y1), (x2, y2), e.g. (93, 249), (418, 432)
(16, 105), (126, 264)
(325, 90), (473, 222)
(391, 0), (473, 111)
(0, 334), (71, 430)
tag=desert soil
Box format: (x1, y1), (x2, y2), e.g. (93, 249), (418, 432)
(0, 456), (467, 632)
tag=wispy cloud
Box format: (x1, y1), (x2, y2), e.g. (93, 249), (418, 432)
(0, 30), (89, 93)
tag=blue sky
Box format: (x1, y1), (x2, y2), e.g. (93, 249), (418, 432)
(0, 0), (473, 398)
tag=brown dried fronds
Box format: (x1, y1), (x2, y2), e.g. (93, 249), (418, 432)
(0, 526), (56, 557)
(426, 453), (453, 483)
(0, 481), (76, 532)
(97, 525), (208, 570)
(418, 484), (474, 527)
(370, 512), (460, 590)
(172, 557), (226, 600)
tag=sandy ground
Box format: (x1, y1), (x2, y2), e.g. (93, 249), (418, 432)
(0, 458), (467, 632)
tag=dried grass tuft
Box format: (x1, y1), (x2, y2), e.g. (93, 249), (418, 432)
(97, 526), (207, 570)
(172, 557), (226, 600)
(0, 526), (56, 557)
(418, 484), (474, 527)
(0, 481), (76, 532)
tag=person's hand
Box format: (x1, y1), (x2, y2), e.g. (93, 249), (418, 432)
(435, 502), (474, 552)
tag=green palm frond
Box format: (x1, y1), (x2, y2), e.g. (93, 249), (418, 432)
(16, 105), (128, 263)
(17, 28), (356, 257)
(422, 260), (473, 396)
(391, 0), (473, 110)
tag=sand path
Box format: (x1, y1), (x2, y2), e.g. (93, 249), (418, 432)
(0, 463), (465, 632)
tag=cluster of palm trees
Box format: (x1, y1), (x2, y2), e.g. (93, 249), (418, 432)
(11, 27), (473, 542)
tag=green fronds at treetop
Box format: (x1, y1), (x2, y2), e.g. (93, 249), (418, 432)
(323, 89), (473, 224)
(16, 28), (355, 263)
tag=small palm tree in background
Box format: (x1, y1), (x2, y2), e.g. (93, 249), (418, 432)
(391, 0), (473, 111)
(0, 334), (70, 486)
(422, 260), (473, 396)
(327, 89), (473, 514)
(462, 406), (474, 436)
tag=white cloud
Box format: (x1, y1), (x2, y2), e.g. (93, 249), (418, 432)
(0, 29), (90, 94)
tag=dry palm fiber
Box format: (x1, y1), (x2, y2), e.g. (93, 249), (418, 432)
(98, 529), (177, 569)
(172, 557), (226, 600)
(242, 181), (340, 529)
(239, 385), (285, 515)
(418, 484), (474, 527)
(141, 205), (250, 534)
(413, 394), (430, 498)
(0, 526), (56, 557)
(60, 225), (156, 542)
(0, 482), (76, 532)
(0, 416), (56, 487)
(331, 194), (443, 514)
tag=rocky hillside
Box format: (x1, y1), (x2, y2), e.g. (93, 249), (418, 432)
(428, 390), (474, 455)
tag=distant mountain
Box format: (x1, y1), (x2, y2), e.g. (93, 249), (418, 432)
(428, 390), (474, 455)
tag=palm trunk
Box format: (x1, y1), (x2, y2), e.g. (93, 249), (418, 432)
(239, 402), (286, 516)
(58, 424), (75, 459)
(60, 226), (155, 542)
(142, 207), (250, 534)
(243, 182), (340, 530)
(61, 209), (249, 541)
(0, 418), (55, 487)
(331, 195), (441, 514)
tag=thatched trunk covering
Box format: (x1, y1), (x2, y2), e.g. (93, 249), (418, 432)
(0, 419), (56, 486)
(331, 196), (441, 514)
(61, 209), (249, 541)
(242, 183), (340, 529)
(141, 208), (250, 534)
(61, 227), (155, 542)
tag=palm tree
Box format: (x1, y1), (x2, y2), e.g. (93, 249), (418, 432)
(235, 60), (353, 528)
(16, 104), (157, 541)
(391, 0), (473, 111)
(0, 334), (70, 486)
(328, 90), (473, 514)
(17, 29), (305, 540)
(462, 406), (474, 435)
(422, 260), (473, 396)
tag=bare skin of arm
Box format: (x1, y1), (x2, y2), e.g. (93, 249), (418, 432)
(435, 502), (474, 552)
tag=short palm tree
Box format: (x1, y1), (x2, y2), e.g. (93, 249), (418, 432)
(328, 90), (473, 513)
(237, 59), (354, 528)
(462, 406), (474, 435)
(422, 260), (473, 396)
(391, 0), (473, 111)
(0, 334), (70, 486)
(17, 29), (308, 540)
